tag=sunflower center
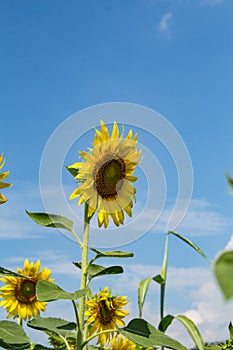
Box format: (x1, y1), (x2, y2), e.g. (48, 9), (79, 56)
(98, 299), (115, 325)
(15, 279), (37, 303)
(95, 158), (125, 199)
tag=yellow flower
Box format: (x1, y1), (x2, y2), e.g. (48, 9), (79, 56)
(0, 153), (12, 205)
(0, 259), (54, 320)
(85, 287), (129, 347)
(109, 334), (136, 350)
(69, 120), (141, 228)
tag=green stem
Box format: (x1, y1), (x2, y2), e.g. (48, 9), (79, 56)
(160, 233), (169, 320)
(70, 227), (83, 248)
(59, 334), (71, 350)
(77, 203), (91, 350)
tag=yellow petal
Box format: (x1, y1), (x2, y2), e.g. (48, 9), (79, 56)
(111, 121), (119, 139)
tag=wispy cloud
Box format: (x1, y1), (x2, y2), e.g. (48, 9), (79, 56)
(131, 198), (232, 237)
(158, 13), (172, 32)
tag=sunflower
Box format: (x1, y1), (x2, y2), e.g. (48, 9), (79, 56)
(85, 287), (129, 347)
(0, 259), (54, 320)
(109, 334), (136, 350)
(0, 153), (12, 205)
(69, 120), (141, 228)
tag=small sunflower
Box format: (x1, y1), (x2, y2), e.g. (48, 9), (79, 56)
(109, 334), (136, 350)
(69, 120), (141, 228)
(85, 287), (129, 347)
(0, 259), (54, 320)
(0, 153), (12, 205)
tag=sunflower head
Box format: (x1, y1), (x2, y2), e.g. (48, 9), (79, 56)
(109, 334), (136, 350)
(0, 153), (12, 205)
(68, 120), (141, 228)
(85, 287), (129, 347)
(0, 259), (54, 320)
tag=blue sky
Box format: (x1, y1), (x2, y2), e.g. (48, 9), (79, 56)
(1, 0), (233, 346)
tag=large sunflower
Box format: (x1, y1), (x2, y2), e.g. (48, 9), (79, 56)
(85, 287), (129, 347)
(0, 259), (54, 320)
(69, 120), (141, 228)
(0, 153), (12, 205)
(109, 334), (136, 350)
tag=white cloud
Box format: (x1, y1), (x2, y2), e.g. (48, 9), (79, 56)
(158, 13), (172, 32)
(131, 198), (232, 237)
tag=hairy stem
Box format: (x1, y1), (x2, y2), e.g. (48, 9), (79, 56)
(77, 203), (90, 350)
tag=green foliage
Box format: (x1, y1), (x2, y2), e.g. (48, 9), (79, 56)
(158, 314), (175, 332)
(226, 173), (233, 190)
(119, 318), (187, 350)
(66, 166), (79, 178)
(138, 277), (153, 318)
(36, 280), (88, 302)
(0, 266), (27, 278)
(176, 315), (205, 350)
(90, 247), (134, 259)
(214, 251), (233, 300)
(0, 320), (30, 349)
(26, 211), (74, 233)
(27, 316), (76, 340)
(168, 231), (210, 263)
(73, 262), (124, 281)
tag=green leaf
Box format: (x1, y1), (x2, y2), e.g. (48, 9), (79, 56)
(229, 321), (233, 339)
(90, 247), (134, 259)
(36, 280), (88, 302)
(176, 315), (204, 350)
(26, 211), (74, 232)
(119, 318), (187, 350)
(214, 251), (233, 300)
(73, 262), (123, 281)
(0, 320), (30, 349)
(0, 267), (27, 278)
(66, 166), (79, 178)
(88, 264), (123, 280)
(27, 316), (76, 339)
(168, 231), (210, 263)
(226, 173), (233, 190)
(205, 346), (221, 350)
(138, 278), (152, 318)
(158, 314), (175, 332)
(152, 274), (165, 285)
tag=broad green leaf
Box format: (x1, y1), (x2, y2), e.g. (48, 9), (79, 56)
(205, 346), (221, 350)
(88, 264), (123, 280)
(138, 278), (152, 318)
(214, 251), (233, 300)
(176, 315), (204, 350)
(0, 267), (27, 278)
(158, 314), (174, 332)
(73, 262), (123, 281)
(36, 280), (88, 302)
(66, 166), (79, 178)
(27, 316), (76, 339)
(26, 211), (74, 232)
(87, 347), (99, 350)
(229, 322), (233, 339)
(0, 320), (30, 349)
(153, 274), (165, 285)
(119, 319), (187, 350)
(90, 247), (134, 259)
(168, 231), (210, 263)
